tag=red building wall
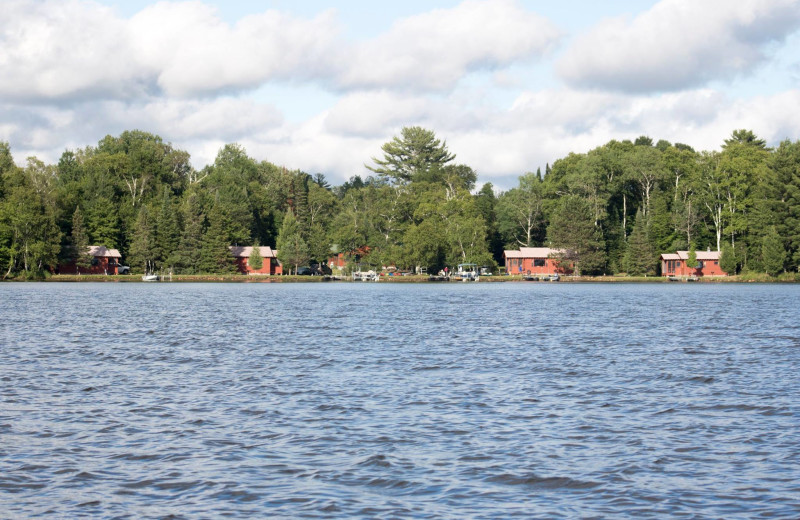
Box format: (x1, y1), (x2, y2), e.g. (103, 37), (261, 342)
(58, 256), (119, 275)
(661, 256), (727, 277)
(505, 257), (566, 275)
(234, 257), (281, 275)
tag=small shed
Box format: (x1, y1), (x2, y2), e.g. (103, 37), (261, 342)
(660, 250), (727, 277)
(503, 247), (572, 275)
(230, 246), (282, 275)
(59, 245), (123, 275)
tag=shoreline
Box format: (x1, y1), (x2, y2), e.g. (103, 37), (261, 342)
(5, 273), (798, 283)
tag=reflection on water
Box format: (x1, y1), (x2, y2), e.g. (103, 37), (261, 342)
(1, 282), (799, 518)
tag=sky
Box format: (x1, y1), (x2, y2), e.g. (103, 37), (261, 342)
(2, 0), (800, 189)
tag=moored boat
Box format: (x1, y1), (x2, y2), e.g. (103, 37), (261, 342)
(454, 263), (480, 281)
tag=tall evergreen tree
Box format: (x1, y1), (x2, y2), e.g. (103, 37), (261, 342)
(172, 193), (204, 274)
(625, 209), (655, 275)
(761, 227), (786, 276)
(248, 239), (263, 270)
(770, 140), (800, 271)
(199, 205), (236, 274)
(367, 126), (455, 185)
(276, 210), (309, 275)
(719, 243), (738, 275)
(70, 207), (92, 273)
(128, 205), (157, 273)
(547, 196), (606, 275)
(687, 244), (697, 272)
(155, 186), (180, 267)
(85, 197), (119, 248)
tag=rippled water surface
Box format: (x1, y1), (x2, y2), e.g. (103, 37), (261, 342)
(1, 282), (799, 518)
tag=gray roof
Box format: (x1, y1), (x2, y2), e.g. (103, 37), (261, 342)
(88, 245), (121, 258)
(229, 246), (277, 258)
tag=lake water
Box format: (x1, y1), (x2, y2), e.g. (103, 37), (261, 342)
(1, 282), (799, 519)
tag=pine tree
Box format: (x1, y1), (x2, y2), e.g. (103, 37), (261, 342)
(128, 205), (157, 273)
(719, 243), (738, 275)
(366, 126), (455, 185)
(155, 186), (180, 268)
(70, 207), (91, 273)
(249, 239), (263, 270)
(172, 194), (204, 274)
(547, 196), (606, 275)
(625, 209), (655, 276)
(687, 244), (697, 273)
(199, 206), (236, 274)
(85, 197), (118, 248)
(761, 227), (786, 276)
(276, 210), (309, 275)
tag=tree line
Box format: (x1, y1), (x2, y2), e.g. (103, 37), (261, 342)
(1, 127), (798, 279)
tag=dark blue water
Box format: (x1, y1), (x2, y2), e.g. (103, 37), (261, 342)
(1, 282), (799, 518)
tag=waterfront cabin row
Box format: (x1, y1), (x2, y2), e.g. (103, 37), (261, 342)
(660, 250), (727, 277)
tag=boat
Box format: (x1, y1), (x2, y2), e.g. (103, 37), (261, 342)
(352, 270), (379, 282)
(454, 263), (480, 282)
(548, 274), (560, 282)
(141, 261), (159, 282)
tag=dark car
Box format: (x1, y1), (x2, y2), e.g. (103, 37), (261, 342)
(296, 266), (313, 276)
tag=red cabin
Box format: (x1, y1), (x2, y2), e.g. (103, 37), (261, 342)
(503, 247), (572, 275)
(230, 246), (283, 275)
(327, 246), (371, 270)
(58, 245), (123, 275)
(660, 250), (727, 277)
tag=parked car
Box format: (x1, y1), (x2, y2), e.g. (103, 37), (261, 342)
(109, 261), (130, 274)
(296, 266), (312, 276)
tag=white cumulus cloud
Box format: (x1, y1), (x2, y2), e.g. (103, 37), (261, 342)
(334, 0), (562, 91)
(128, 2), (342, 96)
(557, 0), (800, 93)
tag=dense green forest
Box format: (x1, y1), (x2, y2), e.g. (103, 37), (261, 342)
(1, 127), (799, 279)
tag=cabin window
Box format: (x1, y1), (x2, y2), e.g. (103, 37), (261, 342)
(697, 261), (704, 268)
(534, 258), (546, 267)
(91, 257), (99, 266)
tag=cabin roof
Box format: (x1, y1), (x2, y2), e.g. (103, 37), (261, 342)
(504, 247), (560, 258)
(88, 245), (121, 258)
(661, 250), (720, 261)
(229, 246), (277, 258)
